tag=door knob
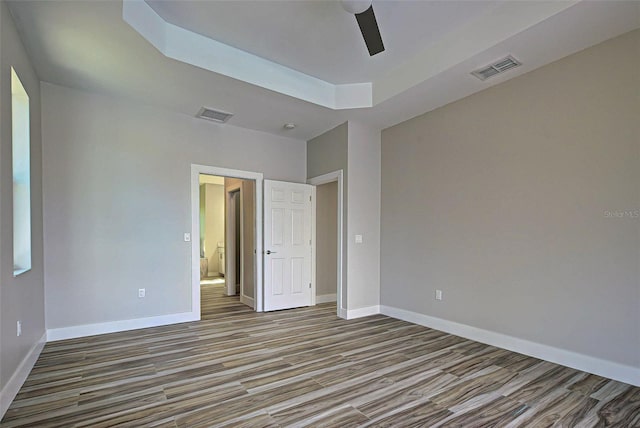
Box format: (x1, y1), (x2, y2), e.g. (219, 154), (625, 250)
(266, 250), (277, 255)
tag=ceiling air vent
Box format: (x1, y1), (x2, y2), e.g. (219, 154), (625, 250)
(471, 55), (522, 81)
(196, 107), (233, 123)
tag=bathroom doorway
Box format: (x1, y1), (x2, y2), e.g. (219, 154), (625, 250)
(198, 173), (257, 318)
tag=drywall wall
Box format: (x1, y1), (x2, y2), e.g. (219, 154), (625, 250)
(307, 123), (348, 309)
(41, 82), (305, 330)
(346, 121), (381, 312)
(204, 183), (224, 275)
(307, 123), (348, 181)
(307, 121), (381, 313)
(316, 181), (338, 298)
(381, 30), (640, 370)
(0, 0), (45, 414)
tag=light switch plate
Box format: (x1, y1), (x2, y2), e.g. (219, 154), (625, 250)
(184, 233), (191, 242)
(355, 234), (363, 244)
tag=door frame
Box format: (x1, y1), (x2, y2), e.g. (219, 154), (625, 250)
(191, 164), (264, 318)
(308, 170), (344, 318)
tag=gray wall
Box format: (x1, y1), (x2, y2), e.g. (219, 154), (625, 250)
(381, 30), (640, 368)
(0, 0), (46, 396)
(307, 123), (348, 309)
(41, 82), (305, 329)
(346, 121), (381, 311)
(307, 123), (348, 181)
(316, 181), (337, 298)
(307, 121), (382, 313)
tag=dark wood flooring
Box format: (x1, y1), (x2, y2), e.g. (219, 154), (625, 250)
(1, 283), (638, 427)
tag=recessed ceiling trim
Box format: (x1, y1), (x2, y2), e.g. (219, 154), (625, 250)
(122, 0), (614, 116)
(123, 0), (372, 110)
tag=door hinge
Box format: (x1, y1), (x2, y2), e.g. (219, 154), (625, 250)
(309, 195), (312, 202)
(309, 283), (311, 288)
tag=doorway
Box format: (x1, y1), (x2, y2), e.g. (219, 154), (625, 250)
(191, 165), (264, 318)
(309, 171), (344, 318)
(315, 181), (338, 303)
(198, 174), (227, 317)
(224, 178), (256, 308)
(192, 165), (343, 317)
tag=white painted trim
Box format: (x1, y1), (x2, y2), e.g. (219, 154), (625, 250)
(380, 305), (640, 387)
(191, 164), (264, 315)
(122, 0), (372, 110)
(0, 332), (46, 419)
(310, 185), (317, 306)
(346, 305), (381, 320)
(47, 312), (198, 342)
(239, 185), (245, 300)
(316, 293), (337, 304)
(308, 170), (344, 319)
(240, 295), (255, 309)
(254, 177), (264, 312)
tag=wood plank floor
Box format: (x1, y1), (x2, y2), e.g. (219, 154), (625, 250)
(2, 283), (639, 427)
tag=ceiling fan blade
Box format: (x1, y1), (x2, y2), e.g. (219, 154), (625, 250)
(355, 5), (384, 56)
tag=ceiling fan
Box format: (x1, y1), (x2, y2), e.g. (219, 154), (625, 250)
(341, 0), (385, 56)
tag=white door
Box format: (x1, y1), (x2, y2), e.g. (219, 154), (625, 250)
(264, 180), (313, 311)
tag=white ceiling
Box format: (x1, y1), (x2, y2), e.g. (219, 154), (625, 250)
(7, 0), (640, 141)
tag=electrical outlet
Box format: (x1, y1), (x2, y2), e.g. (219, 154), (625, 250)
(17, 321), (22, 337)
(138, 288), (146, 298)
(435, 290), (443, 301)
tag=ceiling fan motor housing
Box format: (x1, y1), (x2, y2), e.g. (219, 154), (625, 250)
(341, 0), (372, 15)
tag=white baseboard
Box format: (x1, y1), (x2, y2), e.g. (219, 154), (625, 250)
(316, 293), (337, 304)
(1, 332), (46, 419)
(207, 271), (219, 277)
(46, 311), (199, 342)
(240, 295), (255, 309)
(380, 305), (640, 387)
(338, 308), (347, 319)
(346, 305), (380, 320)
